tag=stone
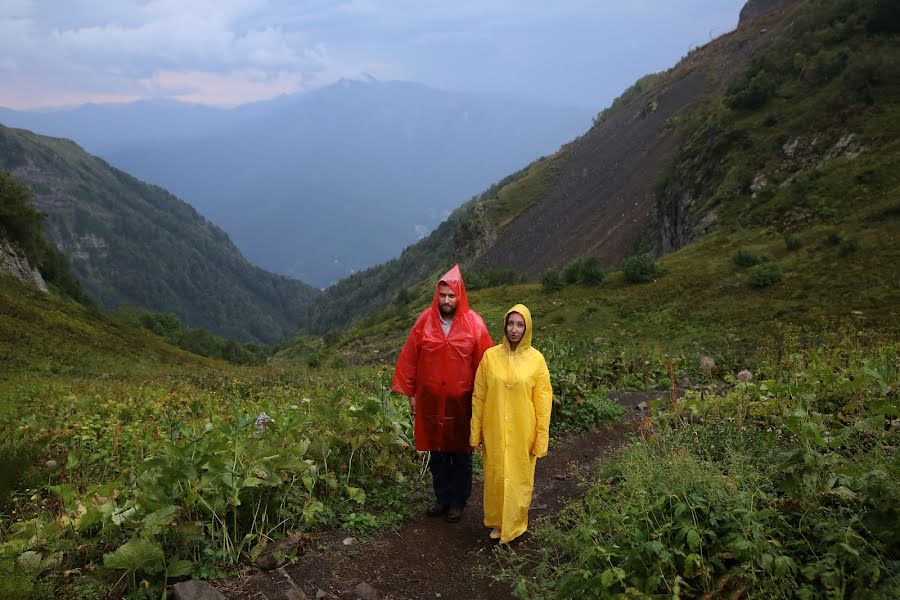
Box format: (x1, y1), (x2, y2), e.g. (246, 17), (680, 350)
(255, 533), (308, 571)
(283, 587), (309, 600)
(172, 580), (226, 600)
(353, 582), (379, 600)
(16, 551), (42, 572)
(0, 235), (48, 293)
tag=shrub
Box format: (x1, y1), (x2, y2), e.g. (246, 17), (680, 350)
(732, 249), (763, 267)
(553, 390), (624, 433)
(839, 236), (860, 256)
(466, 269), (527, 291)
(562, 257), (605, 285)
(541, 269), (564, 292)
(783, 232), (804, 251)
(621, 253), (662, 284)
(749, 264), (782, 288)
(725, 69), (776, 110)
(825, 230), (843, 245)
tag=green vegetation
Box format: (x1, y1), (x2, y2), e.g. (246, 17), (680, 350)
(783, 232), (804, 251)
(657, 0), (900, 239)
(541, 269), (564, 292)
(593, 71), (665, 127)
(748, 263), (783, 288)
(731, 249), (764, 267)
(496, 333), (899, 599)
(621, 253), (664, 284)
(0, 129), (319, 343)
(465, 268), (528, 291)
(113, 306), (271, 365)
(0, 172), (89, 303)
(562, 257), (605, 286)
(0, 367), (422, 597)
(538, 258), (604, 293)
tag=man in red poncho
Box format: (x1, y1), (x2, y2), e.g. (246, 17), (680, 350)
(393, 264), (493, 523)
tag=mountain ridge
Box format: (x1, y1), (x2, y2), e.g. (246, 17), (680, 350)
(1, 79), (595, 287)
(0, 126), (320, 343)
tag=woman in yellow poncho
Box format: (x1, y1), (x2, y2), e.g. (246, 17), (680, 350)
(470, 304), (553, 543)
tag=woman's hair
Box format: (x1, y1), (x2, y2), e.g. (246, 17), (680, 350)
(505, 311), (525, 328)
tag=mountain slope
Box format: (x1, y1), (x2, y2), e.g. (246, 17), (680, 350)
(304, 0), (898, 333)
(0, 126), (320, 343)
(2, 80), (594, 287)
(0, 271), (210, 378)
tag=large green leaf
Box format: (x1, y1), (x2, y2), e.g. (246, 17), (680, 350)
(103, 538), (164, 575)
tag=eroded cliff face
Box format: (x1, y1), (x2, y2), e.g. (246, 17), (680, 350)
(0, 231), (48, 292)
(474, 1), (803, 276)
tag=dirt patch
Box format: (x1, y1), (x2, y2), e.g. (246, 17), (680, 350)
(211, 395), (660, 600)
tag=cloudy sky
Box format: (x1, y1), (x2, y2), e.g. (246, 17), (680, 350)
(0, 1), (747, 110)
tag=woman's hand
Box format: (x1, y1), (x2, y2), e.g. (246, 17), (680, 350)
(408, 395), (416, 418)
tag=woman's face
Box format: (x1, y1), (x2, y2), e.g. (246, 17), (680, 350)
(505, 312), (526, 346)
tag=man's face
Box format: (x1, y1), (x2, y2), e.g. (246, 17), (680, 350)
(438, 283), (458, 318)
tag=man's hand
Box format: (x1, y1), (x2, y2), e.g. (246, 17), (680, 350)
(408, 396), (416, 418)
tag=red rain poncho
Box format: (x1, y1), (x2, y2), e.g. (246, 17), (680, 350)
(392, 265), (493, 453)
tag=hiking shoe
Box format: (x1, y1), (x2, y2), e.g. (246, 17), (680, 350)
(444, 506), (464, 523)
(489, 528), (501, 539)
(426, 502), (448, 517)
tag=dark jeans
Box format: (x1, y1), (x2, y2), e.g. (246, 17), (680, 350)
(428, 452), (472, 508)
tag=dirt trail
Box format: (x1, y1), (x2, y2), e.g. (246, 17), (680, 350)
(217, 394), (655, 600)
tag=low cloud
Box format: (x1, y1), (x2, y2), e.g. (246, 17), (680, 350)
(139, 68), (304, 106)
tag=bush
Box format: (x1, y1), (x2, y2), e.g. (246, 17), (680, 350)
(839, 236), (860, 256)
(541, 269), (564, 292)
(725, 69), (776, 110)
(732, 249), (764, 267)
(621, 253), (662, 284)
(562, 257), (605, 286)
(783, 232), (804, 251)
(749, 264), (782, 288)
(553, 390), (624, 433)
(825, 230), (843, 245)
(466, 269), (527, 291)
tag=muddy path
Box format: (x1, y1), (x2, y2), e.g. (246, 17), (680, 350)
(214, 393), (657, 600)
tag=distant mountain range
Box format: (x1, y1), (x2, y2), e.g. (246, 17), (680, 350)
(0, 79), (594, 287)
(0, 125), (319, 343)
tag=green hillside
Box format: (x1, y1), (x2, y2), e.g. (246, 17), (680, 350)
(654, 0), (900, 248)
(0, 272), (211, 380)
(0, 128), (320, 343)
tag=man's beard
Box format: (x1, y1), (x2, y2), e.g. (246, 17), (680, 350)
(439, 305), (456, 318)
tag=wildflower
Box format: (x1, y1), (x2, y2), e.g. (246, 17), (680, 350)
(737, 369), (753, 382)
(255, 412), (274, 436)
(699, 356), (716, 372)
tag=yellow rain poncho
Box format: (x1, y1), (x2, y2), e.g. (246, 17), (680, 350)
(470, 304), (552, 543)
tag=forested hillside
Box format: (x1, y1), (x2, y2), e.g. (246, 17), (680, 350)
(0, 127), (320, 343)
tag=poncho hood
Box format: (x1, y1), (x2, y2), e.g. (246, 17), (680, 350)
(503, 303), (533, 352)
(432, 263), (470, 317)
